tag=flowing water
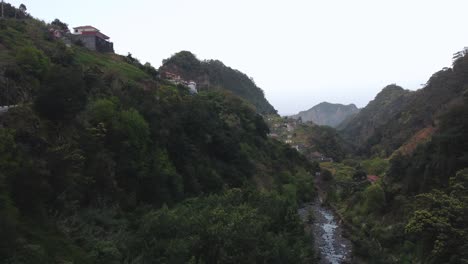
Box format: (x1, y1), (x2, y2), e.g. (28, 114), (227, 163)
(298, 201), (352, 264)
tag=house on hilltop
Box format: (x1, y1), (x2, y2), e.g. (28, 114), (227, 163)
(72, 26), (114, 53)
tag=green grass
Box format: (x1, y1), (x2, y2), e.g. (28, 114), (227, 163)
(321, 162), (356, 182)
(75, 50), (149, 81)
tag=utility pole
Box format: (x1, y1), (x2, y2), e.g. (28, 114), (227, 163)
(1, 0), (4, 19)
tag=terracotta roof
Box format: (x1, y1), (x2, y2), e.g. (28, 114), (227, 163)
(81, 31), (110, 40)
(367, 175), (379, 183)
(73, 25), (98, 30)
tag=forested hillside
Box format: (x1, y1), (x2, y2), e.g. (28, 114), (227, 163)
(340, 55), (468, 157)
(159, 51), (277, 115)
(321, 52), (468, 263)
(0, 6), (316, 263)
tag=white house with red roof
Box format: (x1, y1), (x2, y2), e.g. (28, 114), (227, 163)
(73, 26), (114, 53)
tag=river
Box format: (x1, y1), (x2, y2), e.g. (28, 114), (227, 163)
(298, 199), (352, 264)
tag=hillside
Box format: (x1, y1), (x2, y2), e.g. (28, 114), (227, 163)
(0, 7), (316, 263)
(159, 51), (277, 114)
(291, 102), (359, 127)
(338, 85), (411, 153)
(339, 61), (468, 156)
(266, 115), (349, 162)
(321, 52), (468, 263)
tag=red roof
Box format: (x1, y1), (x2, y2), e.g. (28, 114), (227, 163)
(81, 31), (110, 40)
(367, 175), (379, 183)
(73, 26), (110, 40)
(73, 25), (98, 30)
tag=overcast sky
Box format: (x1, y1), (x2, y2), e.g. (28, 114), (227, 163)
(9, 0), (468, 114)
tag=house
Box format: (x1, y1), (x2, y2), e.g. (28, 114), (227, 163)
(162, 72), (198, 94)
(309, 151), (333, 162)
(49, 28), (63, 39)
(73, 26), (114, 53)
(268, 133), (279, 138)
(188, 81), (198, 94)
(367, 175), (379, 184)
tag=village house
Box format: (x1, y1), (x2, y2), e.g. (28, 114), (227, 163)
(309, 151), (333, 162)
(188, 81), (198, 94)
(367, 175), (379, 184)
(162, 72), (198, 94)
(72, 26), (114, 53)
(268, 133), (279, 138)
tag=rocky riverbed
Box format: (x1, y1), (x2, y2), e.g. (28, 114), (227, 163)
(299, 201), (352, 264)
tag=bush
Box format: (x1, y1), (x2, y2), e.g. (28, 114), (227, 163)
(322, 168), (333, 181)
(363, 184), (385, 214)
(16, 46), (50, 79)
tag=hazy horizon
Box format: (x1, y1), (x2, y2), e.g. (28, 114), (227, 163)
(8, 0), (468, 115)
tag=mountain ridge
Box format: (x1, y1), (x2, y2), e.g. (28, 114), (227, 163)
(339, 56), (468, 156)
(291, 101), (360, 127)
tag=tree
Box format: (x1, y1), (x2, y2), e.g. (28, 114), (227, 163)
(405, 169), (468, 263)
(322, 168), (333, 181)
(51, 18), (69, 32)
(14, 3), (26, 19)
(18, 3), (26, 13)
(34, 66), (87, 121)
(363, 184), (385, 214)
(353, 169), (367, 181)
(16, 46), (50, 79)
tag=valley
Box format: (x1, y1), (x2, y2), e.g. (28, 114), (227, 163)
(0, 2), (467, 263)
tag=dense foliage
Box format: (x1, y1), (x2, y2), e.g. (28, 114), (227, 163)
(0, 10), (317, 263)
(322, 54), (468, 263)
(340, 54), (468, 157)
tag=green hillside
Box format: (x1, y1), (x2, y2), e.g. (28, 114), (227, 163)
(321, 53), (468, 263)
(340, 57), (468, 157)
(159, 51), (277, 115)
(0, 7), (316, 263)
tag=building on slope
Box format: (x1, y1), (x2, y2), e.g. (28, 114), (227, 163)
(162, 71), (198, 94)
(72, 26), (114, 53)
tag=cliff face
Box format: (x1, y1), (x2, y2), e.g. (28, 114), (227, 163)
(159, 51), (277, 115)
(291, 102), (359, 127)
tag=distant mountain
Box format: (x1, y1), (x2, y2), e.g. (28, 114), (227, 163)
(159, 51), (277, 114)
(291, 102), (359, 127)
(339, 55), (468, 156)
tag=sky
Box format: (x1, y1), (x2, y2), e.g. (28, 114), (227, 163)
(8, 0), (468, 115)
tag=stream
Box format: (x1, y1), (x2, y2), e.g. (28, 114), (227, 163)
(298, 199), (352, 264)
